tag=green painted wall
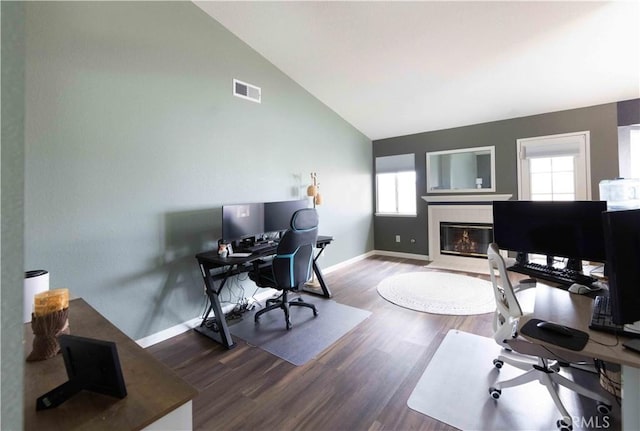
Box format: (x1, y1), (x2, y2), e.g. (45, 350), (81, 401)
(373, 103), (620, 255)
(24, 2), (372, 340)
(1, 2), (25, 429)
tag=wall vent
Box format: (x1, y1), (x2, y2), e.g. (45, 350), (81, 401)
(233, 79), (261, 103)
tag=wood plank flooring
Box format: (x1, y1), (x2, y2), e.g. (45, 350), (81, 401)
(146, 255), (615, 430)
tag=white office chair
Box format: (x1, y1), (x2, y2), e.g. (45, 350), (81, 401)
(486, 243), (611, 431)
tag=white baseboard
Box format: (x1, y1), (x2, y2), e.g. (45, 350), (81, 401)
(136, 288), (276, 348)
(321, 250), (377, 274)
(138, 250), (427, 348)
(373, 250), (430, 261)
(136, 317), (202, 348)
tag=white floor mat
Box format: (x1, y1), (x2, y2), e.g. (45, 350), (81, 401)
(407, 330), (619, 431)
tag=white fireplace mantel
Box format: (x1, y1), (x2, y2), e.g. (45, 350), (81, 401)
(427, 203), (503, 273)
(421, 194), (512, 203)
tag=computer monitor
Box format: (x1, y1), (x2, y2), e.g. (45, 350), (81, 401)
(264, 199), (309, 234)
(221, 202), (265, 243)
(36, 334), (127, 410)
(492, 200), (608, 264)
(602, 208), (640, 325)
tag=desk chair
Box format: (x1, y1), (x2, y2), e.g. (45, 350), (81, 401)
(486, 243), (611, 431)
(249, 208), (319, 330)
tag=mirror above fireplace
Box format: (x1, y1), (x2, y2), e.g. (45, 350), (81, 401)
(426, 146), (495, 193)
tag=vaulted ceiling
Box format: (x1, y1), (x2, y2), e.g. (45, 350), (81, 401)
(195, 1), (640, 140)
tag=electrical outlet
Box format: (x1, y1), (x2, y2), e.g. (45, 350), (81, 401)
(395, 235), (401, 243)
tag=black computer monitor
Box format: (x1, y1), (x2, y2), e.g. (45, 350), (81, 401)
(492, 200), (608, 263)
(264, 199), (309, 234)
(221, 202), (265, 243)
(36, 334), (127, 410)
(602, 208), (640, 325)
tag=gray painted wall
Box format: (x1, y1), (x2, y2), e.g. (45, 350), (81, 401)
(373, 102), (621, 254)
(1, 2), (25, 429)
(24, 2), (372, 340)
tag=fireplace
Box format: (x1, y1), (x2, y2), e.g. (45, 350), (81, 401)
(422, 194), (512, 273)
(440, 222), (493, 259)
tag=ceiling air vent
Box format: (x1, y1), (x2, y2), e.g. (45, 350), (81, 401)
(233, 79), (261, 103)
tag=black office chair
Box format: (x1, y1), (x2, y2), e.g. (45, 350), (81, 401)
(248, 208), (319, 330)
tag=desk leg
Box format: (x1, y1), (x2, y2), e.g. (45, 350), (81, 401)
(194, 264), (236, 349)
(302, 244), (331, 298)
(623, 364), (640, 430)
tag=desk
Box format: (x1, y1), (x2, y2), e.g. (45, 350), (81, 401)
(519, 284), (640, 429)
(24, 298), (197, 430)
(194, 235), (333, 349)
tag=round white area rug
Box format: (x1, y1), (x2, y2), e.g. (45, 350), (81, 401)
(376, 271), (496, 315)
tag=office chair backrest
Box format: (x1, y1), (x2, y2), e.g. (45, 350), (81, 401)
(271, 208), (319, 290)
(487, 243), (524, 345)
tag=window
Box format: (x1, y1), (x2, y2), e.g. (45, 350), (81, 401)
(619, 125), (640, 178)
(631, 128), (640, 178)
(517, 131), (591, 201)
(529, 156), (575, 201)
(375, 154), (416, 216)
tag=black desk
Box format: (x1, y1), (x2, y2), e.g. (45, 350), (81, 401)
(194, 235), (333, 349)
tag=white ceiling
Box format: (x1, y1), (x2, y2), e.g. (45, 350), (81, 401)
(195, 1), (640, 141)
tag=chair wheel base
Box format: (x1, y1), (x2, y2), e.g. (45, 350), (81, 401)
(557, 418), (572, 431)
(489, 387), (501, 399)
(596, 402), (612, 415)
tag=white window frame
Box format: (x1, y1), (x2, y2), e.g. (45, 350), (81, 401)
(375, 153), (417, 217)
(375, 171), (417, 217)
(516, 131), (592, 201)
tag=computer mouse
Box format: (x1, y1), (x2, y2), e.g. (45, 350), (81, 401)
(536, 321), (573, 336)
(568, 283), (592, 295)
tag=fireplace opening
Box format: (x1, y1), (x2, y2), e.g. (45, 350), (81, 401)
(440, 222), (493, 259)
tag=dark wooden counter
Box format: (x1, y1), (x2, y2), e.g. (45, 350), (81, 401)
(24, 298), (197, 430)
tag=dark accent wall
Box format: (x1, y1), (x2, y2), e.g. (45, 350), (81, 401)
(618, 98), (640, 126)
(373, 103), (621, 255)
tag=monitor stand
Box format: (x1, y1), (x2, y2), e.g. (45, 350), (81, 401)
(546, 255), (554, 267)
(516, 252), (528, 265)
(565, 258), (583, 272)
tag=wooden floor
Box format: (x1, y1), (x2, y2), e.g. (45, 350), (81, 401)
(146, 256), (612, 431)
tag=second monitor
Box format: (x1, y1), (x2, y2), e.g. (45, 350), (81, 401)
(492, 200), (608, 265)
(264, 199), (310, 234)
(221, 199), (309, 245)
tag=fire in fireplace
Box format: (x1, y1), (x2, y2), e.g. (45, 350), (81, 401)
(440, 222), (493, 259)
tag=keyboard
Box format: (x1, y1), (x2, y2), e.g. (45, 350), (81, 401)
(229, 252), (251, 258)
(589, 295), (640, 338)
(508, 262), (597, 287)
(236, 242), (277, 254)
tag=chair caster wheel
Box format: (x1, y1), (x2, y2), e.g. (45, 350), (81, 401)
(556, 418), (572, 431)
(493, 359), (503, 369)
(596, 402), (612, 415)
(489, 387), (501, 399)
(313, 310), (319, 317)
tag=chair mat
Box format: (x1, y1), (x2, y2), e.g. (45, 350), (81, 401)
(407, 330), (619, 430)
(229, 296), (371, 366)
